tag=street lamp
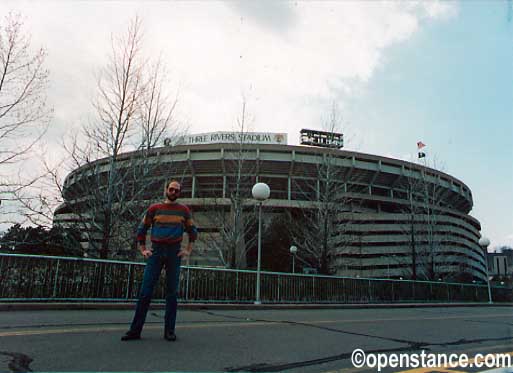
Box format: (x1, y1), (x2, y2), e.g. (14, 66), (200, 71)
(479, 236), (493, 304)
(388, 254), (396, 278)
(252, 182), (270, 305)
(290, 245), (298, 273)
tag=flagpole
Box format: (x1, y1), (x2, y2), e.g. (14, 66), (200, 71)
(416, 141), (427, 163)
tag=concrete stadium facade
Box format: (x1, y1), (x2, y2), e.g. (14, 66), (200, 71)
(54, 142), (487, 282)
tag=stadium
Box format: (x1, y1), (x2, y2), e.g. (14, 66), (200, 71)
(54, 131), (487, 282)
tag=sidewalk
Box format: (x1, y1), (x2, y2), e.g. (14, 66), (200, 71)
(1, 301), (511, 311)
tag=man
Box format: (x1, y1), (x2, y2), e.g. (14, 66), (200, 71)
(121, 180), (198, 342)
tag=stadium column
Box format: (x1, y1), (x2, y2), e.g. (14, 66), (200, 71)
(288, 150), (295, 201)
(223, 176), (226, 198)
(288, 177), (291, 201)
(187, 149), (196, 198)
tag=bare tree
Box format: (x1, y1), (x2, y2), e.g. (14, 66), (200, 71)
(4, 15), (185, 259)
(0, 12), (53, 234)
(59, 17), (144, 258)
(396, 157), (450, 281)
(137, 56), (183, 151)
(88, 17), (144, 157)
(200, 97), (257, 268)
(9, 153), (66, 227)
(289, 102), (355, 275)
(0, 12), (51, 169)
(48, 16), (182, 259)
(54, 132), (158, 258)
(0, 12), (51, 225)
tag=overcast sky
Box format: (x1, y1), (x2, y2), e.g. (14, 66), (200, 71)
(1, 1), (512, 249)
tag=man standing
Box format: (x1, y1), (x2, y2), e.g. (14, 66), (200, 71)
(122, 180), (198, 342)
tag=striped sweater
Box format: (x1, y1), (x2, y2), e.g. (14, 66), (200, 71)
(136, 202), (198, 245)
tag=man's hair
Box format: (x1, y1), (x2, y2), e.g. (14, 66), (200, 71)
(166, 180), (181, 190)
(163, 180), (181, 197)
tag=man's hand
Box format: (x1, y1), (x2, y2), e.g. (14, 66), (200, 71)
(140, 246), (153, 259)
(178, 243), (193, 258)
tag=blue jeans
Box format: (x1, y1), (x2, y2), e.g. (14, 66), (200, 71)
(129, 242), (182, 334)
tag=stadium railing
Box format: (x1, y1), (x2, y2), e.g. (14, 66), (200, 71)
(0, 253), (509, 303)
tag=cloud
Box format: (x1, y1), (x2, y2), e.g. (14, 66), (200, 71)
(498, 225), (513, 248)
(0, 1), (457, 229)
(226, 0), (298, 33)
(158, 1), (457, 141)
(0, 1), (457, 141)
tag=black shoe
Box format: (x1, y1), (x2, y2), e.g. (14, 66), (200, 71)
(121, 331), (141, 341)
(164, 331), (176, 341)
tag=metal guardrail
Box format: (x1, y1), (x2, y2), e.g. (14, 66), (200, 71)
(0, 253), (510, 303)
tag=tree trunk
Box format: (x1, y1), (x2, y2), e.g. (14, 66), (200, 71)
(410, 214), (417, 280)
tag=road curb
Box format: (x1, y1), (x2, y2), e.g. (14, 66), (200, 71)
(1, 302), (512, 311)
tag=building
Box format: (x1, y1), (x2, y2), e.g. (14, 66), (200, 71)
(54, 131), (487, 282)
(487, 252), (513, 284)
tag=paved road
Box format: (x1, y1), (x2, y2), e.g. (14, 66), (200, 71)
(0, 306), (512, 372)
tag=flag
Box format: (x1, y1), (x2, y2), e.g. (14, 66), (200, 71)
(417, 141), (426, 150)
(418, 152), (426, 159)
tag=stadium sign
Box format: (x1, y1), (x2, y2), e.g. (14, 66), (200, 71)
(165, 132), (288, 146)
(300, 128), (344, 149)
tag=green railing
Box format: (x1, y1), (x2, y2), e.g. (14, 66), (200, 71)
(0, 253), (510, 303)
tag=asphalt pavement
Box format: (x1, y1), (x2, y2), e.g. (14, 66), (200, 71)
(1, 306), (513, 372)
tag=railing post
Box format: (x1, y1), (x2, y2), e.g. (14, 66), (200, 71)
(9, 253), (501, 305)
(277, 275), (280, 302)
(52, 259), (60, 298)
(312, 277), (316, 302)
(342, 278), (345, 303)
(125, 264), (132, 300)
(235, 271), (239, 301)
(186, 264), (190, 301)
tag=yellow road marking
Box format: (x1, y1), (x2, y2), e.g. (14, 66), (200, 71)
(309, 313), (513, 324)
(1, 312), (512, 337)
(325, 367), (381, 373)
(0, 321), (272, 337)
(322, 368), (370, 373)
(457, 344), (513, 354)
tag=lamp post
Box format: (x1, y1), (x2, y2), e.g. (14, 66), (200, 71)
(290, 245), (298, 273)
(479, 236), (493, 304)
(388, 254), (396, 279)
(252, 182), (270, 305)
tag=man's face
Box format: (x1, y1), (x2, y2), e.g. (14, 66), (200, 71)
(166, 182), (181, 201)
